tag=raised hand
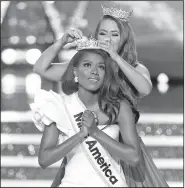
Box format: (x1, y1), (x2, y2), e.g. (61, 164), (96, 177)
(99, 40), (119, 61)
(62, 28), (83, 45)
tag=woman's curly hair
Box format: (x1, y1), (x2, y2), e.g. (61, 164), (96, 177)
(62, 49), (139, 125)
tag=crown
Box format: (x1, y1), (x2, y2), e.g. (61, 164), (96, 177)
(101, 4), (133, 22)
(75, 36), (101, 51)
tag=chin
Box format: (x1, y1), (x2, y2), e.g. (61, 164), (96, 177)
(87, 87), (101, 93)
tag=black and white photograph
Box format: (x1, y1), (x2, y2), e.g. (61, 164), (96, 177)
(1, 1), (183, 187)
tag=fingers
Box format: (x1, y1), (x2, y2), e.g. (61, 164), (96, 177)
(69, 28), (83, 40)
(83, 110), (93, 116)
(82, 110), (93, 120)
(81, 120), (90, 128)
(99, 41), (109, 47)
(98, 41), (110, 51)
(81, 110), (95, 127)
(76, 29), (83, 39)
(81, 118), (91, 128)
(80, 125), (89, 136)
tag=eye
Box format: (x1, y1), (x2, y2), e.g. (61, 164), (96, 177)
(99, 32), (106, 35)
(112, 33), (119, 37)
(83, 63), (91, 67)
(99, 65), (105, 70)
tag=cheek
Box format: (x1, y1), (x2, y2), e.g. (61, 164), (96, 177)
(112, 38), (120, 50)
(99, 71), (105, 82)
(77, 69), (89, 80)
(97, 34), (104, 41)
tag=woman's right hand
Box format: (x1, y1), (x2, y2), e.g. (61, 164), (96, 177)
(80, 125), (89, 139)
(62, 28), (83, 45)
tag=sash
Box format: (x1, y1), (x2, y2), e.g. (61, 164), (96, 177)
(61, 92), (127, 187)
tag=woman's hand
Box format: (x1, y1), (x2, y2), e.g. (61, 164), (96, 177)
(61, 28), (83, 45)
(80, 125), (89, 139)
(81, 110), (98, 136)
(99, 40), (119, 61)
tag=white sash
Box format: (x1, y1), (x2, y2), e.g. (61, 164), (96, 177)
(61, 92), (127, 187)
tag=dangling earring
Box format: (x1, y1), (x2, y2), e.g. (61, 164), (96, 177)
(74, 76), (78, 83)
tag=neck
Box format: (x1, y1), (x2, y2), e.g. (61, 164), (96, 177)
(77, 87), (99, 108)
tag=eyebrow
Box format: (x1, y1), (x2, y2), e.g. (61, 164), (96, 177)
(98, 62), (105, 66)
(82, 60), (91, 63)
(82, 60), (105, 65)
(99, 62), (105, 64)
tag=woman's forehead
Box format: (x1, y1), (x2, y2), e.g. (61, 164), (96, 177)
(79, 51), (104, 61)
(99, 18), (119, 31)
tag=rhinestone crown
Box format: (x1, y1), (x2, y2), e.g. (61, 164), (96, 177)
(75, 36), (101, 51)
(101, 4), (133, 22)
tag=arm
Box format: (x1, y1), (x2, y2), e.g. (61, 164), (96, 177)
(114, 55), (153, 97)
(33, 28), (83, 82)
(99, 41), (152, 97)
(38, 122), (87, 169)
(90, 101), (141, 166)
(33, 38), (69, 82)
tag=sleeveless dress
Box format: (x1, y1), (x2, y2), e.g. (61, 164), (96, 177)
(30, 89), (127, 187)
(59, 124), (125, 187)
(30, 89), (169, 187)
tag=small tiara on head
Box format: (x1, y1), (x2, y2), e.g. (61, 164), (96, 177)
(101, 4), (133, 22)
(75, 36), (101, 51)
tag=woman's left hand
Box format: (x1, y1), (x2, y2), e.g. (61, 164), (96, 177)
(81, 110), (98, 136)
(99, 40), (119, 61)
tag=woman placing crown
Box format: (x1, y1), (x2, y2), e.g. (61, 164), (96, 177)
(30, 41), (142, 187)
(33, 4), (152, 101)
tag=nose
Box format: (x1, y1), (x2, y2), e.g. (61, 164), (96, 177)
(104, 37), (111, 42)
(91, 66), (99, 75)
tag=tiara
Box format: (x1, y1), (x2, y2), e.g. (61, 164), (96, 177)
(75, 36), (101, 51)
(101, 4), (133, 22)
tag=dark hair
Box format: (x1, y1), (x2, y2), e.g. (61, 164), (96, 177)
(93, 15), (140, 105)
(62, 49), (139, 124)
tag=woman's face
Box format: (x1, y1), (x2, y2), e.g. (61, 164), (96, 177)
(74, 52), (105, 92)
(97, 19), (121, 51)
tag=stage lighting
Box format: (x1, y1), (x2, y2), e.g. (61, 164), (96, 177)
(157, 73), (169, 84)
(46, 1), (55, 4)
(25, 73), (41, 96)
(2, 74), (16, 95)
(2, 48), (17, 65)
(8, 18), (17, 26)
(9, 36), (20, 44)
(16, 2), (27, 10)
(157, 83), (169, 94)
(26, 35), (36, 44)
(25, 49), (41, 65)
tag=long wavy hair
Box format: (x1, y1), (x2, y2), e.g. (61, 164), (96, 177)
(62, 49), (139, 125)
(93, 15), (140, 105)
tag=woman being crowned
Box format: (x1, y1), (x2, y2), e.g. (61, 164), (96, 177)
(30, 37), (168, 187)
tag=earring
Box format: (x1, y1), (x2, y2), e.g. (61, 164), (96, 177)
(74, 76), (78, 83)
